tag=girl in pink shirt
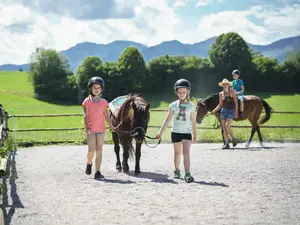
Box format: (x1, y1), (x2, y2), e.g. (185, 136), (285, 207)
(82, 77), (114, 179)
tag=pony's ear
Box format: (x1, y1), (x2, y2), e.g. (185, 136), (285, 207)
(137, 93), (144, 98)
(146, 103), (150, 111)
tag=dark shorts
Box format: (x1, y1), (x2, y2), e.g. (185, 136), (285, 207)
(171, 132), (192, 143)
(220, 108), (234, 120)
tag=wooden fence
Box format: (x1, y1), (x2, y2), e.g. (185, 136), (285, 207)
(0, 107), (9, 144)
(6, 110), (300, 133)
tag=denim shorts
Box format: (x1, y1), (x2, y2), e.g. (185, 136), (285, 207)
(238, 95), (244, 101)
(220, 108), (234, 120)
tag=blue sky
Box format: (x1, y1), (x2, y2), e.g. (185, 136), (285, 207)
(0, 0), (299, 64)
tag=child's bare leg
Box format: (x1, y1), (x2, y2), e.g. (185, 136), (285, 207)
(221, 120), (229, 144)
(95, 134), (104, 171)
(87, 133), (96, 164)
(240, 100), (244, 112)
(226, 119), (235, 139)
(173, 142), (182, 170)
(182, 139), (191, 174)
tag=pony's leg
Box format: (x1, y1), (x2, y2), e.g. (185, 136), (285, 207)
(246, 126), (257, 148)
(135, 142), (142, 174)
(246, 116), (260, 148)
(112, 132), (122, 172)
(121, 139), (130, 173)
(256, 125), (264, 147)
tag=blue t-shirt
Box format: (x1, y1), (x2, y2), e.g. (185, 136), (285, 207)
(232, 79), (244, 97)
(169, 100), (195, 134)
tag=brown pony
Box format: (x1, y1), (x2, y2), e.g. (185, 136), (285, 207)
(108, 94), (150, 174)
(196, 93), (273, 147)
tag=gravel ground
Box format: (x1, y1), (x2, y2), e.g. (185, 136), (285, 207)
(1, 142), (300, 225)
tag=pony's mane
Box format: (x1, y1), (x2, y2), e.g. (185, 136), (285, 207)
(117, 93), (147, 121)
(202, 93), (219, 104)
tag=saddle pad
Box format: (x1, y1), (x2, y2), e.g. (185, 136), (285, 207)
(109, 95), (128, 117)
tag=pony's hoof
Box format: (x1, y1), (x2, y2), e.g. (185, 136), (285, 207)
(135, 169), (141, 175)
(245, 143), (250, 148)
(116, 163), (122, 172)
(122, 167), (129, 173)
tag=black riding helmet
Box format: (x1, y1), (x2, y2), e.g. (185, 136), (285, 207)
(174, 78), (191, 92)
(232, 69), (240, 76)
(88, 77), (105, 92)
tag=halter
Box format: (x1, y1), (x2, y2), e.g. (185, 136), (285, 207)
(110, 104), (161, 148)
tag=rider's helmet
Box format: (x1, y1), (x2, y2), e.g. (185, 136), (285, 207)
(174, 78), (191, 92)
(232, 69), (240, 76)
(88, 77), (105, 93)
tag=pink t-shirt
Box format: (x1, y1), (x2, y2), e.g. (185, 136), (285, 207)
(82, 96), (109, 133)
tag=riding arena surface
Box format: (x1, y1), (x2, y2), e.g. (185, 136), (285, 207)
(2, 143), (300, 225)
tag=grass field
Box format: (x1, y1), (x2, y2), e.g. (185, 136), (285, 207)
(1, 71), (300, 145)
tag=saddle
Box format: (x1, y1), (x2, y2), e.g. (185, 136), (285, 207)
(109, 95), (129, 117)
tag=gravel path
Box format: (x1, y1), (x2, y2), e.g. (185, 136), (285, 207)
(1, 142), (300, 225)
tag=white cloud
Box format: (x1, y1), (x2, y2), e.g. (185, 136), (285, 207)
(196, 4), (300, 45)
(0, 0), (184, 64)
(196, 0), (213, 7)
(172, 0), (189, 7)
(171, 0), (222, 7)
(196, 10), (267, 44)
(0, 0), (137, 20)
(0, 4), (34, 25)
(196, 0), (223, 7)
(0, 1), (299, 65)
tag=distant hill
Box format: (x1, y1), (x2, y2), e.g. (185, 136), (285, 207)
(1, 35), (299, 71)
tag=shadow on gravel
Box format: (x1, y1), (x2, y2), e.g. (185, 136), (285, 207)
(127, 171), (178, 184)
(193, 180), (229, 187)
(97, 178), (136, 184)
(209, 146), (283, 151)
(1, 150), (24, 225)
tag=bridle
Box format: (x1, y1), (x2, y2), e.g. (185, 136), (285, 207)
(111, 111), (161, 148)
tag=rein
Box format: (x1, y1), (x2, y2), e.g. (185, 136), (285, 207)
(112, 124), (161, 148)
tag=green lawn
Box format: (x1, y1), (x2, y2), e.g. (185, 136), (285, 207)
(1, 71), (300, 145)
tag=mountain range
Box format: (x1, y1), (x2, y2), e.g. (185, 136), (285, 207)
(1, 35), (299, 71)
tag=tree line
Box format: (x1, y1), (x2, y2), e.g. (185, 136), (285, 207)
(29, 32), (300, 104)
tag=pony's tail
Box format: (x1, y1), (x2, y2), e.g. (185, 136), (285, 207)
(258, 98), (273, 125)
(128, 142), (135, 159)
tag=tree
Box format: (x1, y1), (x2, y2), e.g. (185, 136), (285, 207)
(101, 62), (122, 99)
(252, 55), (282, 91)
(209, 32), (253, 84)
(147, 55), (186, 93)
(182, 56), (215, 93)
(29, 48), (77, 103)
(118, 47), (148, 93)
(77, 56), (105, 99)
(283, 51), (300, 91)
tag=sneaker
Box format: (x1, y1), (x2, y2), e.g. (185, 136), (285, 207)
(94, 171), (104, 179)
(86, 163), (92, 175)
(222, 143), (230, 149)
(232, 138), (238, 147)
(184, 173), (194, 183)
(174, 169), (181, 179)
